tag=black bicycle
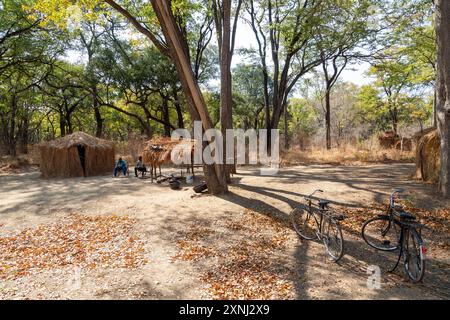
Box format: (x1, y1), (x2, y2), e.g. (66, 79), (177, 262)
(362, 188), (427, 283)
(291, 190), (346, 262)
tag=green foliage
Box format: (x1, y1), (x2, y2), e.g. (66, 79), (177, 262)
(288, 98), (318, 138)
(0, 0), (439, 156)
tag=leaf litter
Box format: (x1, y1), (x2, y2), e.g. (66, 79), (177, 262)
(338, 203), (450, 250)
(172, 208), (294, 300)
(0, 214), (148, 281)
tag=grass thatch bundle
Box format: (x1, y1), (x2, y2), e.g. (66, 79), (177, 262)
(143, 137), (196, 181)
(39, 132), (115, 178)
(415, 128), (440, 183)
(143, 137), (195, 167)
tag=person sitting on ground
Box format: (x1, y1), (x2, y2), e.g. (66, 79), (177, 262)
(135, 156), (147, 178)
(113, 157), (128, 177)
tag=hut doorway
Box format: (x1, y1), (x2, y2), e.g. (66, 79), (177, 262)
(77, 144), (86, 176)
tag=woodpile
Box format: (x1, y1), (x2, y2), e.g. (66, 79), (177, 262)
(415, 128), (440, 183)
(39, 132), (115, 178)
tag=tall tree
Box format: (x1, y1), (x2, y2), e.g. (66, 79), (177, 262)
(211, 0), (242, 177)
(436, 0), (450, 197)
(316, 0), (379, 149)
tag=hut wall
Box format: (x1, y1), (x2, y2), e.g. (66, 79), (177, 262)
(415, 129), (440, 183)
(40, 145), (114, 178)
(85, 146), (115, 176)
(40, 146), (77, 178)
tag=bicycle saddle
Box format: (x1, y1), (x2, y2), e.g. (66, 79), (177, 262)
(318, 200), (330, 209)
(399, 211), (416, 220)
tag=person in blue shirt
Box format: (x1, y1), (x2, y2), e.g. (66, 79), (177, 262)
(134, 156), (147, 178)
(113, 157), (128, 177)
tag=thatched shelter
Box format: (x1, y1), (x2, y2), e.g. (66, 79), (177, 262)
(39, 132), (115, 178)
(415, 128), (440, 183)
(143, 137), (196, 181)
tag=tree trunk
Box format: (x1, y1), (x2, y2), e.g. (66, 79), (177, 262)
(436, 0), (450, 197)
(162, 98), (171, 137)
(19, 115), (29, 154)
(66, 115), (73, 135)
(172, 87), (185, 129)
(284, 101), (289, 149)
(219, 0), (235, 179)
(8, 95), (17, 157)
(325, 89), (332, 150)
(59, 113), (66, 137)
(151, 0), (228, 194)
(93, 86), (103, 137)
(393, 107), (398, 135)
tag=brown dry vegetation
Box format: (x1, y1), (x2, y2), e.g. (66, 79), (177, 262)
(282, 143), (414, 166)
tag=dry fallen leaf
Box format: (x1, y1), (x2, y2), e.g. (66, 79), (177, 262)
(0, 214), (148, 280)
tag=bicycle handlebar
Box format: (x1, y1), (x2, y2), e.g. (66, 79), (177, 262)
(304, 189), (324, 201)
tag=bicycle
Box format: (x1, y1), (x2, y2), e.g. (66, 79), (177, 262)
(361, 188), (428, 283)
(291, 189), (346, 262)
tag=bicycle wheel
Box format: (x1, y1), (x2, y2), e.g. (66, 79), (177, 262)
(362, 216), (400, 251)
(291, 207), (319, 240)
(322, 216), (344, 262)
(403, 228), (426, 283)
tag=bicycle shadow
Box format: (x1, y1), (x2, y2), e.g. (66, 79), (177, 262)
(342, 235), (450, 299)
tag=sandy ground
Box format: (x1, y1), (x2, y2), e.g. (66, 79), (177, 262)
(0, 163), (449, 300)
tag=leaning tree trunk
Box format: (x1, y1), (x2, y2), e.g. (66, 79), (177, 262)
(151, 0), (228, 194)
(436, 0), (450, 197)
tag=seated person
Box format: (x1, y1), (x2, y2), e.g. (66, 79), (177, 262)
(113, 157), (128, 177)
(135, 156), (148, 178)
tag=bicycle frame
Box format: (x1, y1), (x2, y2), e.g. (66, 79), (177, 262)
(304, 190), (329, 240)
(381, 189), (427, 273)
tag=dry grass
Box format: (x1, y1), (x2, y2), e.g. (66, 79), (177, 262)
(0, 156), (33, 174)
(282, 142), (414, 166)
(114, 134), (147, 164)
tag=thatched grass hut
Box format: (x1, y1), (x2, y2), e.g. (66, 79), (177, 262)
(415, 128), (440, 183)
(39, 132), (115, 178)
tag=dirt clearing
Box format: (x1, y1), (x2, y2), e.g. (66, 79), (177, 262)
(0, 163), (449, 299)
